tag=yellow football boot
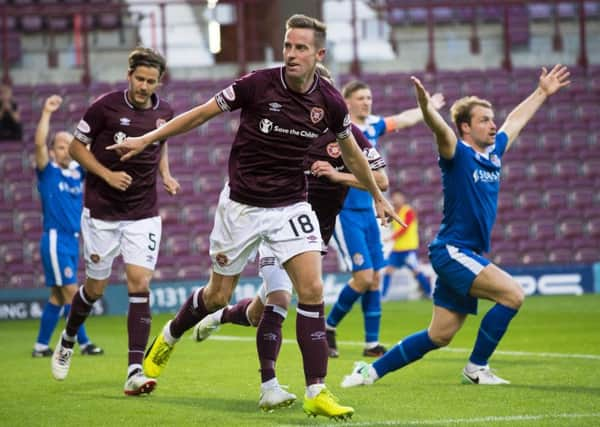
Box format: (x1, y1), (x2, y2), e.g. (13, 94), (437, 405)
(303, 386), (354, 420)
(143, 329), (175, 378)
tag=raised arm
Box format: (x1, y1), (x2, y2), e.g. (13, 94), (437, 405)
(34, 95), (63, 170)
(500, 64), (570, 152)
(411, 76), (457, 160)
(108, 98), (223, 161)
(384, 93), (445, 131)
(337, 133), (404, 226)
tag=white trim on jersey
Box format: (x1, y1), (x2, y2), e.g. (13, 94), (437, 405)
(49, 229), (62, 286)
(446, 244), (485, 275)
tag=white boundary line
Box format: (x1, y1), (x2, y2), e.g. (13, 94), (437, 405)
(279, 412), (600, 427)
(206, 335), (600, 361)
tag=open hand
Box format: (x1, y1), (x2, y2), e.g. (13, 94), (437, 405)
(538, 64), (570, 96)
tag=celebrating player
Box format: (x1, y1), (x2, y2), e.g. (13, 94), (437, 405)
(342, 65), (570, 388)
(109, 15), (400, 419)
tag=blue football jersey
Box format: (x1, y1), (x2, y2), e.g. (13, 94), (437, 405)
(343, 115), (387, 210)
(432, 131), (509, 253)
(36, 161), (85, 234)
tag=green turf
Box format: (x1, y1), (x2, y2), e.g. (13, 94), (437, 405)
(3, 295), (599, 426)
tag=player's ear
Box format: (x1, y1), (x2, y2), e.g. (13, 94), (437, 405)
(316, 47), (326, 61)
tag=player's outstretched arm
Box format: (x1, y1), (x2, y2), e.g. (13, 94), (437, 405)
(411, 76), (457, 160)
(384, 92), (445, 131)
(337, 134), (405, 226)
(34, 95), (62, 170)
(107, 98), (223, 161)
(500, 64), (570, 152)
(310, 160), (388, 192)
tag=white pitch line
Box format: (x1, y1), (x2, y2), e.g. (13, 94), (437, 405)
(279, 412), (600, 427)
(205, 335), (600, 361)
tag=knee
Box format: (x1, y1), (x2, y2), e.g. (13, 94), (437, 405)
(427, 329), (455, 347)
(203, 287), (232, 311)
(350, 273), (376, 292)
(296, 279), (323, 304)
(501, 281), (525, 310)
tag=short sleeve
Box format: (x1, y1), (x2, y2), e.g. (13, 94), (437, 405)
(214, 72), (257, 112)
(73, 98), (106, 145)
(494, 131), (509, 157)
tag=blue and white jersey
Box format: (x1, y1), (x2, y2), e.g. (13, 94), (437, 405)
(37, 161), (85, 234)
(343, 115), (387, 210)
(431, 131), (508, 254)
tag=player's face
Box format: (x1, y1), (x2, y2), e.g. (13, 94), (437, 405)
(127, 66), (161, 109)
(346, 88), (372, 121)
(283, 28), (325, 83)
(464, 106), (496, 148)
(391, 192), (405, 210)
(50, 135), (72, 168)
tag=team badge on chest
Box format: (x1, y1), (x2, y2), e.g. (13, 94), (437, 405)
(310, 107), (324, 124)
(326, 142), (341, 158)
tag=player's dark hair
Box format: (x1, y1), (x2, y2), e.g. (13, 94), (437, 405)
(286, 14), (327, 49)
(128, 47), (166, 77)
(341, 80), (370, 99)
(450, 96), (493, 137)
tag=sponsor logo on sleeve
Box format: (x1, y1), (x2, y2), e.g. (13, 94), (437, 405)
(342, 114), (351, 128)
(223, 85), (236, 102)
(77, 119), (91, 134)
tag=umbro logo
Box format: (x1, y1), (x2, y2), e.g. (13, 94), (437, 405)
(269, 102), (282, 112)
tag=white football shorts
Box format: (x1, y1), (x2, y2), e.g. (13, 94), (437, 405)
(209, 184), (323, 276)
(256, 244), (294, 304)
(81, 208), (162, 280)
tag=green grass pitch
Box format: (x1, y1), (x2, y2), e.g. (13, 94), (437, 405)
(2, 295), (599, 426)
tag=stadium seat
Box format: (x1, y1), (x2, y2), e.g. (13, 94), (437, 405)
(531, 219), (558, 240)
(543, 189), (569, 210)
(559, 218), (584, 240)
(574, 247), (599, 263)
(548, 248), (573, 264)
(521, 250), (547, 265)
(517, 190), (544, 210)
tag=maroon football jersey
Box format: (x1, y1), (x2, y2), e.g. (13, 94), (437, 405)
(307, 124), (385, 244)
(74, 90), (173, 220)
(214, 67), (351, 208)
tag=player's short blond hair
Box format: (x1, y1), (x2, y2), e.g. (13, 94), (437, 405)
(450, 96), (493, 137)
(286, 14), (327, 49)
(128, 47), (166, 78)
(341, 80), (370, 100)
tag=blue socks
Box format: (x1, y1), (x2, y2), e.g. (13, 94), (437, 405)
(361, 290), (381, 344)
(326, 284), (361, 328)
(36, 301), (62, 346)
(415, 272), (432, 297)
(373, 330), (439, 378)
(63, 304), (91, 346)
(469, 303), (518, 366)
(382, 274), (392, 298)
